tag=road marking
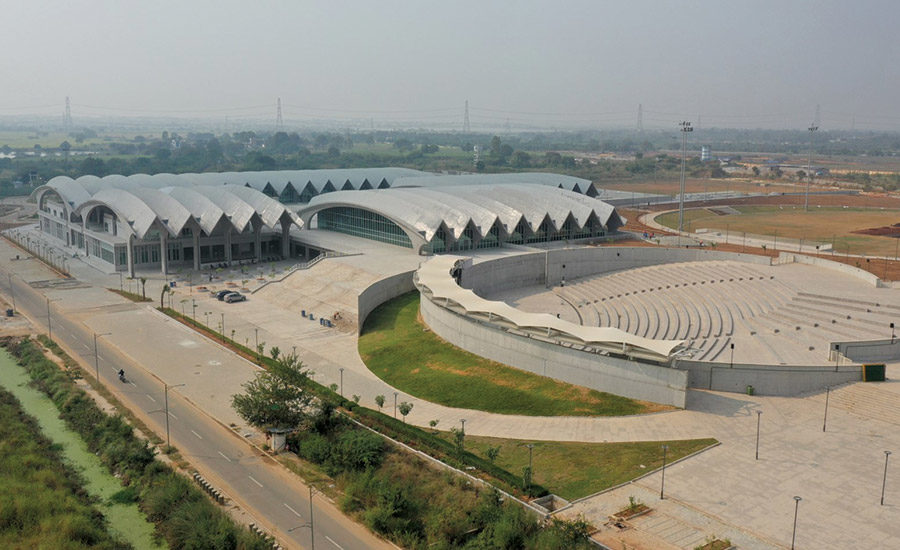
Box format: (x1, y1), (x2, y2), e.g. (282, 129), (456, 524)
(167, 411), (178, 420)
(325, 536), (344, 549)
(283, 503), (302, 518)
(129, 381), (137, 387)
(217, 451), (231, 462)
(146, 394), (156, 403)
(190, 429), (203, 439)
(248, 476), (263, 488)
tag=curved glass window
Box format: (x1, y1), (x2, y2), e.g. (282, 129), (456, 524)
(317, 207), (412, 248)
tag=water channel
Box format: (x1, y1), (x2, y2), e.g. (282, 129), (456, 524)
(0, 348), (163, 549)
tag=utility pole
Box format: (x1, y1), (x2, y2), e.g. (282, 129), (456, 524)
(276, 98), (284, 132)
(637, 104), (643, 132)
(805, 124), (818, 211)
(677, 121), (693, 241)
(463, 100), (471, 133)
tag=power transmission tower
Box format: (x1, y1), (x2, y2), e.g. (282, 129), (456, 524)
(275, 97), (284, 132)
(64, 96), (73, 133)
(637, 104), (643, 132)
(463, 100), (471, 133)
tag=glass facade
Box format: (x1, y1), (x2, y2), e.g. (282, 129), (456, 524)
(318, 207), (413, 248)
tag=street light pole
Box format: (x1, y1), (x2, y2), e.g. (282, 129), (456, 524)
(823, 386), (830, 432)
(526, 443), (534, 476)
(729, 342), (735, 369)
(677, 121), (693, 243)
(755, 411), (762, 460)
(309, 485), (315, 550)
(891, 322), (896, 344)
(791, 496), (802, 549)
(220, 312), (225, 342)
(339, 367), (344, 397)
(805, 125), (818, 211)
(882, 451), (892, 506)
(93, 332), (111, 382)
(46, 297), (53, 340)
(164, 383), (185, 450)
(660, 444), (669, 499)
(393, 392), (398, 419)
(7, 273), (15, 312)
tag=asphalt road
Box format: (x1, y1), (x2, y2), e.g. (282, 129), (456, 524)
(4, 270), (390, 550)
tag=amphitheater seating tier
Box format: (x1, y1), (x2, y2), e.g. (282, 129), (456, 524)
(550, 259), (897, 364)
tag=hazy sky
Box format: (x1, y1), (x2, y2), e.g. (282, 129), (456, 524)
(2, 0), (899, 129)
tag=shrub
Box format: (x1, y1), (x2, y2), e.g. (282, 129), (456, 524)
(297, 433), (331, 464)
(328, 429), (385, 473)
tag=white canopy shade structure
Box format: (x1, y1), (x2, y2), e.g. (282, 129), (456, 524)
(415, 255), (685, 362)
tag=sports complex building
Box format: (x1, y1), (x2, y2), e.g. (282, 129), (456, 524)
(31, 169), (620, 276)
(24, 168), (900, 406)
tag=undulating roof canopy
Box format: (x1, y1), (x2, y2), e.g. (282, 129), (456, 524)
(299, 183), (623, 243)
(32, 174), (301, 240)
(391, 172), (596, 196)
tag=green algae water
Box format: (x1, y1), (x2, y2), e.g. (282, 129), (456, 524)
(0, 349), (164, 549)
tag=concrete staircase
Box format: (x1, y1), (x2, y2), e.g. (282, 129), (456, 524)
(830, 383), (900, 426)
(629, 512), (708, 549)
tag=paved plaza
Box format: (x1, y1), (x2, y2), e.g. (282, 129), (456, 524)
(1, 227), (899, 549)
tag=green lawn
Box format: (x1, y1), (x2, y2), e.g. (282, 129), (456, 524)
(435, 432), (717, 500)
(358, 292), (671, 416)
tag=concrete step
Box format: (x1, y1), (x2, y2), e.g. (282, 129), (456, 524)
(831, 383), (900, 426)
(630, 511), (709, 549)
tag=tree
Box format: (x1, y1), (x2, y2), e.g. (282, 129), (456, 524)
(451, 427), (465, 454)
(269, 346), (280, 360)
(485, 445), (500, 464)
(231, 352), (315, 430)
(398, 401), (413, 422)
(375, 394), (385, 411)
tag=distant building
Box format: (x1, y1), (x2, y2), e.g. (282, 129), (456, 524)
(701, 146), (711, 162)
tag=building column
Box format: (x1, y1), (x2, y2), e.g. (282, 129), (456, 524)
(192, 232), (200, 271)
(254, 224), (262, 262)
(82, 220), (89, 257)
(126, 235), (135, 278)
(160, 231), (168, 275)
(280, 219), (290, 259)
(224, 228), (233, 263)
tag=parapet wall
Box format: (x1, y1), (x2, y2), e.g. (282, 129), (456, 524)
(678, 360), (860, 395)
(419, 294), (688, 407)
(461, 247), (772, 295)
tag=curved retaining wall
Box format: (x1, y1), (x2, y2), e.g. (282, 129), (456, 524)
(425, 247), (871, 400)
(419, 295), (688, 407)
(357, 270), (416, 334)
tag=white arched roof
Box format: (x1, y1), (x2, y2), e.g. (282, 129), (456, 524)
(299, 183), (623, 244)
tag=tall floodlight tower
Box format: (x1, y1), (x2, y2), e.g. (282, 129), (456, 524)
(814, 104), (821, 126)
(805, 124), (818, 211)
(64, 97), (73, 132)
(637, 104), (643, 132)
(275, 97), (284, 132)
(677, 121), (693, 238)
(463, 100), (471, 133)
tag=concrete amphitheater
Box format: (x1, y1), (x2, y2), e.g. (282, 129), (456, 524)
(415, 246), (900, 407)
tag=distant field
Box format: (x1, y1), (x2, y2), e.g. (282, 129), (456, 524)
(656, 205), (900, 256)
(599, 177), (818, 197)
(0, 130), (136, 149)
